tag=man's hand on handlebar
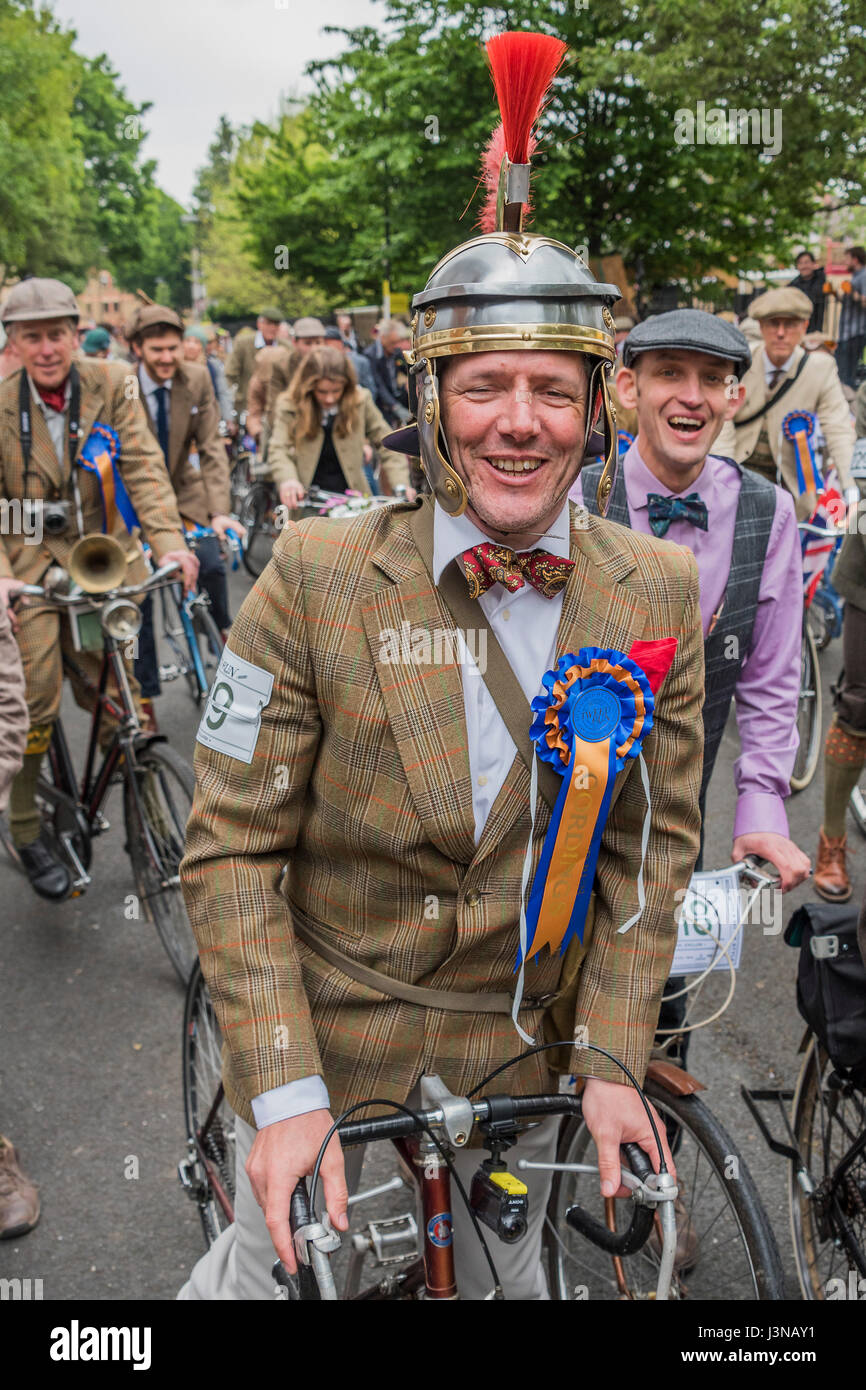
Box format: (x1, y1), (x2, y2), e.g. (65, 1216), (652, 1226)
(580, 1077), (675, 1199)
(210, 513), (247, 543)
(0, 576), (27, 632)
(732, 831), (810, 892)
(159, 549), (199, 595)
(245, 1109), (349, 1275)
(279, 480), (306, 511)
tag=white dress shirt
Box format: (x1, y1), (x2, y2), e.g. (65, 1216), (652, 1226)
(251, 499), (573, 1127)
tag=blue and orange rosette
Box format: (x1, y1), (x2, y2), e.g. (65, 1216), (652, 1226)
(77, 422), (139, 534)
(521, 646), (654, 964)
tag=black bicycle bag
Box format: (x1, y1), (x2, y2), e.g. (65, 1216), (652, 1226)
(785, 901), (866, 1082)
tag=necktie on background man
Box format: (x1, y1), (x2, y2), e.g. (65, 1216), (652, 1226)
(646, 492), (708, 538)
(768, 368), (785, 391)
(154, 386), (170, 463)
(462, 542), (574, 599)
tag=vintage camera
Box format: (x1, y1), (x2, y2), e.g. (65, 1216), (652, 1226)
(469, 1164), (528, 1244)
(43, 499), (73, 536)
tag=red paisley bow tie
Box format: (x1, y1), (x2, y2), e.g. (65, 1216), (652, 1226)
(462, 543), (575, 600)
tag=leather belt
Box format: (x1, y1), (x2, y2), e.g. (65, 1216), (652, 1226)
(292, 917), (555, 1014)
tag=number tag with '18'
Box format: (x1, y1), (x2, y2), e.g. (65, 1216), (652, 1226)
(196, 649), (274, 764)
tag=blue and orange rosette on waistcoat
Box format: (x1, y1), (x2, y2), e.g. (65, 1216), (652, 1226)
(512, 638), (677, 1043)
(76, 422), (139, 534)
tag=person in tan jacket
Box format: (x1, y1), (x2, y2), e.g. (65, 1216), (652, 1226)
(0, 600), (41, 1239)
(715, 286), (857, 516)
(127, 304), (244, 717)
(268, 347), (413, 509)
(0, 279), (197, 899)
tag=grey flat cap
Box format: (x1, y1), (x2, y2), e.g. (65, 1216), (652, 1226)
(2, 277), (79, 325)
(622, 309), (751, 379)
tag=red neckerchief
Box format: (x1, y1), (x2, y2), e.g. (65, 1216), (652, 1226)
(34, 376), (70, 414)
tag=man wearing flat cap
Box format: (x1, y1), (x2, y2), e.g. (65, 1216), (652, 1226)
(575, 308), (810, 1101)
(715, 286), (857, 515)
(0, 279), (196, 898)
(127, 304), (241, 726)
(226, 307), (283, 417)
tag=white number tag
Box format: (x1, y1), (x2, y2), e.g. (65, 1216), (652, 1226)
(670, 867), (744, 976)
(196, 648), (274, 764)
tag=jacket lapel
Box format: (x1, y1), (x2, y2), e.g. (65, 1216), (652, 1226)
(74, 369), (105, 466)
(362, 504), (476, 863)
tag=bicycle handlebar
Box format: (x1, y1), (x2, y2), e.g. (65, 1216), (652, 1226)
(17, 561), (180, 606)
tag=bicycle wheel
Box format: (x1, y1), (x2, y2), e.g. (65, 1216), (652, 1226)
(790, 619), (822, 792)
(123, 741), (198, 984)
(182, 963), (236, 1245)
(239, 481), (278, 578)
(789, 1037), (866, 1300)
(157, 584), (199, 703)
(545, 1078), (784, 1300)
(851, 779), (866, 837)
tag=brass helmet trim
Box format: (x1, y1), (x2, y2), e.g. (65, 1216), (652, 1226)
(414, 322), (616, 361)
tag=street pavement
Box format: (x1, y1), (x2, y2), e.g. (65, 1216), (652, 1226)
(0, 555), (863, 1302)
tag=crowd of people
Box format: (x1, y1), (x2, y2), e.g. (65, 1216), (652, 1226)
(0, 226), (864, 1295)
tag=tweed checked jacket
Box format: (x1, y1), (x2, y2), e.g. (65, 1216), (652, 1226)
(0, 360), (186, 586)
(180, 497), (704, 1127)
(138, 361), (231, 528)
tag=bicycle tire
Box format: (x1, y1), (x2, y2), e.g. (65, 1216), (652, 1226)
(790, 620), (822, 792)
(240, 481), (278, 579)
(851, 782), (866, 838)
(122, 741), (198, 984)
(789, 1037), (866, 1300)
(182, 963), (236, 1246)
(545, 1078), (785, 1301)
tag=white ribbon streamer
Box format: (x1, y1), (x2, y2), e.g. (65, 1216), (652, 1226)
(512, 748), (540, 1046)
(617, 752), (652, 934)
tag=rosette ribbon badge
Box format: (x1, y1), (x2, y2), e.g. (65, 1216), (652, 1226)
(511, 640), (677, 1043)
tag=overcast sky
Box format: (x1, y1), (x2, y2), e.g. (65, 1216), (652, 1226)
(50, 0), (383, 206)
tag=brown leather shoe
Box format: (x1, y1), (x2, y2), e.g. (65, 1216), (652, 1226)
(814, 827), (852, 902)
(0, 1136), (40, 1239)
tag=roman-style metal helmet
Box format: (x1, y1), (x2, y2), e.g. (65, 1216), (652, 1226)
(395, 32), (621, 518)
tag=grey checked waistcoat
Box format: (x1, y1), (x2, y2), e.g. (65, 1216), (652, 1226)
(581, 456), (777, 800)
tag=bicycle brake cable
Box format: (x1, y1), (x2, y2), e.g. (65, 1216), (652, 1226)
(308, 1097), (503, 1297)
(466, 1039), (668, 1175)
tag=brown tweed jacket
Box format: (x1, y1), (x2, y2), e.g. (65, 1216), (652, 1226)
(0, 361), (186, 586)
(137, 361), (231, 528)
(268, 386), (409, 495)
(180, 497), (704, 1126)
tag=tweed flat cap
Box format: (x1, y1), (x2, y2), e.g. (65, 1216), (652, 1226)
(126, 303), (184, 339)
(2, 278), (79, 324)
(292, 316), (326, 339)
(622, 308), (751, 378)
(748, 287), (813, 321)
(259, 306), (283, 323)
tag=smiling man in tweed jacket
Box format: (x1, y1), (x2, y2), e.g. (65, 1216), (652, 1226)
(179, 210), (704, 1298)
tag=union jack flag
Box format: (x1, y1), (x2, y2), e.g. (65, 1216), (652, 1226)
(783, 410), (844, 605)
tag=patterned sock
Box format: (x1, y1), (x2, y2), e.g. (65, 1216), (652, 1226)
(823, 721), (866, 838)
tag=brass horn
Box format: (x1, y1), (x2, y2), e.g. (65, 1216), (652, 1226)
(68, 533), (129, 594)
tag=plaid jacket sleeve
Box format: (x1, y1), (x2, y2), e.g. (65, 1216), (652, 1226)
(572, 548), (704, 1087)
(180, 521), (325, 1104)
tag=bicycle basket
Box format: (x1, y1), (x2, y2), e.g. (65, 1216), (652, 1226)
(786, 901), (866, 1084)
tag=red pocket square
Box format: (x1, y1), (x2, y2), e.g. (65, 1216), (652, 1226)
(628, 637), (678, 696)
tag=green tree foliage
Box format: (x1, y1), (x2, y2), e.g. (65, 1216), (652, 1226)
(235, 0), (866, 304)
(0, 0), (189, 305)
(198, 117), (327, 319)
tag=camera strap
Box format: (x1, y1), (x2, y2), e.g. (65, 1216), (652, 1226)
(20, 363), (82, 494)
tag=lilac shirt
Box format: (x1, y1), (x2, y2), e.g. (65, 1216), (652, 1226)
(572, 442), (803, 839)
